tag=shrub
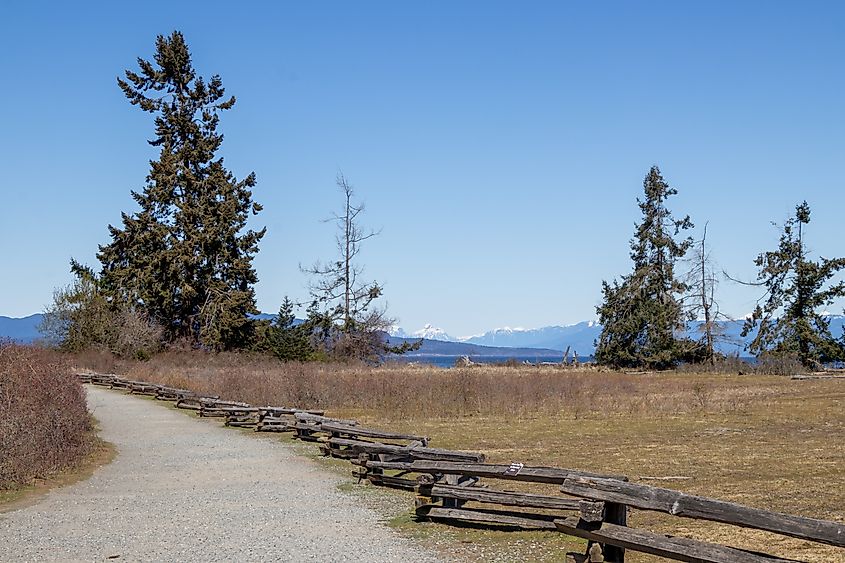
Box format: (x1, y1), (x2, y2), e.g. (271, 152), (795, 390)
(0, 343), (92, 489)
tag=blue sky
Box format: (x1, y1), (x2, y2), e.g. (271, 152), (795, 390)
(1, 1), (843, 336)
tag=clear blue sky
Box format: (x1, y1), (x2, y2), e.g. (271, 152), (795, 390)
(1, 1), (843, 337)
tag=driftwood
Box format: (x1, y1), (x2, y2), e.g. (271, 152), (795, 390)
(790, 374), (844, 380)
(561, 476), (845, 548)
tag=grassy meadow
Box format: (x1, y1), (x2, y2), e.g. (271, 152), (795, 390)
(76, 351), (845, 562)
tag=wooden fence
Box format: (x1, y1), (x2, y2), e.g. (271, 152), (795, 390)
(79, 371), (844, 563)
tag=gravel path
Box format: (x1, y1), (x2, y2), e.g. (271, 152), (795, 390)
(0, 386), (443, 562)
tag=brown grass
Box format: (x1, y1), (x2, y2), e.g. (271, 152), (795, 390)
(0, 344), (94, 490)
(75, 350), (845, 562)
(82, 350), (780, 418)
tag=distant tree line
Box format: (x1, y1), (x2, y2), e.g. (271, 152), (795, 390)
(595, 166), (845, 371)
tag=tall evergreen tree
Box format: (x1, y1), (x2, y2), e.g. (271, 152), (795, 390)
(595, 166), (694, 369)
(742, 201), (845, 369)
(98, 31), (264, 349)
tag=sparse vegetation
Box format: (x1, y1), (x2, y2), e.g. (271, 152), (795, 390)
(0, 343), (94, 490)
(75, 352), (845, 562)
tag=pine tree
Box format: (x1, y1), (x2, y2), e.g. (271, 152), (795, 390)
(267, 297), (315, 362)
(98, 31), (264, 350)
(595, 166), (694, 369)
(742, 202), (845, 369)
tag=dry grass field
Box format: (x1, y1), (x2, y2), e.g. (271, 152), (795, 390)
(78, 351), (845, 562)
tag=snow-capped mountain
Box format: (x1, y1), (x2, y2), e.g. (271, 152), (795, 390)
(390, 321), (602, 354)
(4, 312), (843, 356)
(390, 315), (845, 356)
(462, 321), (600, 353)
(410, 324), (456, 341)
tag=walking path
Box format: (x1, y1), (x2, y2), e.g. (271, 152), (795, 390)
(0, 386), (442, 562)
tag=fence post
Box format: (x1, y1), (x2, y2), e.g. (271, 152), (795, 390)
(602, 502), (626, 562)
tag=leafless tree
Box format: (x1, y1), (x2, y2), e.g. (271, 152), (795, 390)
(682, 223), (732, 364)
(302, 173), (404, 360)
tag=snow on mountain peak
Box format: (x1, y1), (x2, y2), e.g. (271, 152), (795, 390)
(411, 324), (456, 342)
(388, 325), (408, 337)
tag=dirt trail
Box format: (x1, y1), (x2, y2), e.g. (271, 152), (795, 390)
(0, 386), (442, 562)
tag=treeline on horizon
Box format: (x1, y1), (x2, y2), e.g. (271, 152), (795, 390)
(39, 31), (845, 371)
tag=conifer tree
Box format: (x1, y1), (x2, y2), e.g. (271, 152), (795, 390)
(267, 297), (315, 362)
(595, 166), (694, 369)
(98, 31), (264, 350)
(742, 201), (845, 369)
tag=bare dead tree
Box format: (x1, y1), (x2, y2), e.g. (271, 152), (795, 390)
(302, 173), (413, 361)
(682, 222), (732, 364)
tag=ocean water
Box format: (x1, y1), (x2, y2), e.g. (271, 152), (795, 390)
(389, 354), (588, 368)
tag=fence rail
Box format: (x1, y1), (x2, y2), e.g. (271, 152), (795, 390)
(78, 371), (844, 563)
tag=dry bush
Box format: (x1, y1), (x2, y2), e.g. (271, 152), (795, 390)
(0, 343), (93, 489)
(100, 351), (784, 420)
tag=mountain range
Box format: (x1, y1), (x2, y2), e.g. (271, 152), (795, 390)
(390, 316), (845, 356)
(0, 314), (44, 343)
(3, 313), (844, 357)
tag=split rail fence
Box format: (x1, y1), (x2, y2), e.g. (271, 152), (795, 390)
(80, 372), (844, 563)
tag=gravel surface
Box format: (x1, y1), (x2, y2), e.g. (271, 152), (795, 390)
(0, 386), (443, 562)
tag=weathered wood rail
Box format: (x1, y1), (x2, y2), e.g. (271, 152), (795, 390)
(77, 371), (844, 562)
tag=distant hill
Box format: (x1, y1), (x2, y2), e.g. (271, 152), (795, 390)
(463, 321), (601, 354)
(0, 314), (44, 343)
(394, 315), (845, 356)
(3, 312), (843, 356)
